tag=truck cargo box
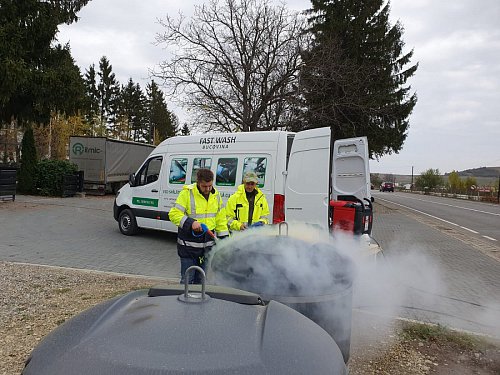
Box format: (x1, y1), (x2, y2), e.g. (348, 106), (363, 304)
(69, 136), (154, 194)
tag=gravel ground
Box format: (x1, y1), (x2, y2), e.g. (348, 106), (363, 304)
(1, 261), (499, 375)
(0, 261), (163, 375)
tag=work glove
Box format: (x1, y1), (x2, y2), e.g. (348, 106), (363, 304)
(192, 223), (215, 238)
(250, 221), (264, 228)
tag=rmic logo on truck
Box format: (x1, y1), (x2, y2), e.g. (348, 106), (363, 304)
(72, 143), (101, 156)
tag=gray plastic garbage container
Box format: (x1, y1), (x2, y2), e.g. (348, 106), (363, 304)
(210, 234), (355, 363)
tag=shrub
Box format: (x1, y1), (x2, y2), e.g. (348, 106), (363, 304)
(35, 160), (78, 196)
(18, 127), (38, 193)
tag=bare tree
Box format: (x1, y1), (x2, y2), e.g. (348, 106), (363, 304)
(153, 0), (308, 132)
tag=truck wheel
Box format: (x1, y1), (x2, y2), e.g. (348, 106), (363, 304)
(119, 209), (138, 235)
(111, 182), (122, 195)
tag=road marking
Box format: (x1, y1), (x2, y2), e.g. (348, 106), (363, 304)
(459, 226), (479, 234)
(376, 196), (500, 260)
(483, 236), (498, 242)
(377, 198), (482, 235)
(388, 194), (500, 216)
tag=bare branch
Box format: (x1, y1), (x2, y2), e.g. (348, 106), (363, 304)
(151, 0), (307, 132)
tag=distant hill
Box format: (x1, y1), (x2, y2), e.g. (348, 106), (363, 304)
(449, 166), (500, 178)
(372, 166), (500, 187)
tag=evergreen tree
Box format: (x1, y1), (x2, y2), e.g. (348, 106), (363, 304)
(132, 82), (148, 142)
(119, 79), (148, 142)
(181, 124), (190, 136)
(18, 127), (38, 193)
(83, 64), (100, 135)
(146, 81), (177, 144)
(97, 56), (120, 135)
(300, 0), (418, 158)
(36, 44), (85, 119)
(0, 0), (90, 125)
(117, 79), (133, 140)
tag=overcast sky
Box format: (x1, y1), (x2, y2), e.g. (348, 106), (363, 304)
(57, 0), (500, 175)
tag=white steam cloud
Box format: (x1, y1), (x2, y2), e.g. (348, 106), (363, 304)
(207, 221), (500, 355)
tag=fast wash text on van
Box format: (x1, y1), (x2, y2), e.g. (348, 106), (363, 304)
(113, 127), (371, 235)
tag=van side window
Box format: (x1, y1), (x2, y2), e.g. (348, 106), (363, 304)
(243, 157), (267, 187)
(286, 135), (295, 169)
(169, 158), (188, 184)
(137, 156), (163, 186)
(216, 158), (238, 186)
(191, 158), (212, 183)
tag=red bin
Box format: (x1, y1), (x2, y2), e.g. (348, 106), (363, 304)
(329, 199), (372, 235)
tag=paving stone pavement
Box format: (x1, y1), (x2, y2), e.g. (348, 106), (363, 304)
(0, 195), (180, 280)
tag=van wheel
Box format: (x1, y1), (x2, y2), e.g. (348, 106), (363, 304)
(119, 209), (138, 235)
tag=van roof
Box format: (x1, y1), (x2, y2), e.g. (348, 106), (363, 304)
(157, 130), (294, 148)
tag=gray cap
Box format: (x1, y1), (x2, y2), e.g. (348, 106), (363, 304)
(243, 171), (259, 183)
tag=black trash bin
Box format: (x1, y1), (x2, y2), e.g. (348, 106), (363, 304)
(210, 234), (355, 363)
(0, 167), (17, 201)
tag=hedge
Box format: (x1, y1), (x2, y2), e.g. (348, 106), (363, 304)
(35, 160), (78, 196)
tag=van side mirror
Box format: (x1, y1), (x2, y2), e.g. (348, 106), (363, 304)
(129, 173), (136, 187)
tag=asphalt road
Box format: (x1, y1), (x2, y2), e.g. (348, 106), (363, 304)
(373, 191), (500, 242)
(370, 191), (500, 337)
(1, 193), (499, 338)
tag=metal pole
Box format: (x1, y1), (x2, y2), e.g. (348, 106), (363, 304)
(48, 116), (52, 158)
(411, 166), (414, 191)
(497, 173), (500, 204)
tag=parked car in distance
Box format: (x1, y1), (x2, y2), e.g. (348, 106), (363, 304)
(380, 182), (394, 192)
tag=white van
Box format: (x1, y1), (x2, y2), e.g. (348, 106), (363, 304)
(113, 127), (371, 235)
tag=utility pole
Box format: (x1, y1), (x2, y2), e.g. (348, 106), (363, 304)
(497, 173), (500, 203)
(411, 166), (414, 191)
(48, 115), (52, 158)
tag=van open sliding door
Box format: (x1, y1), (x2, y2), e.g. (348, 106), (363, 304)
(285, 127), (331, 228)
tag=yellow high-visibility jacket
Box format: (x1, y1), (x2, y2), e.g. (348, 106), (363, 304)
(169, 183), (229, 258)
(226, 184), (270, 231)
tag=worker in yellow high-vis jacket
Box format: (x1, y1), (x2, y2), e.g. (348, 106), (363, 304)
(169, 168), (229, 284)
(226, 171), (270, 231)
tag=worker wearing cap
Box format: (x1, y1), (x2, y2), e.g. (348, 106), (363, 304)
(169, 168), (229, 284)
(226, 171), (270, 231)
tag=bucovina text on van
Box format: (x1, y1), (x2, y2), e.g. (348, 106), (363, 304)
(200, 136), (237, 150)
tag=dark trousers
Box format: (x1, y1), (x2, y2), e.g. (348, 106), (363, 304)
(180, 256), (206, 284)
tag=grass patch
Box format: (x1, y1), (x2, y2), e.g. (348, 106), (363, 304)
(400, 321), (486, 351)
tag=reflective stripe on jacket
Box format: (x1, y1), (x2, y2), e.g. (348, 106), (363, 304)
(225, 184), (270, 231)
(169, 183), (229, 258)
